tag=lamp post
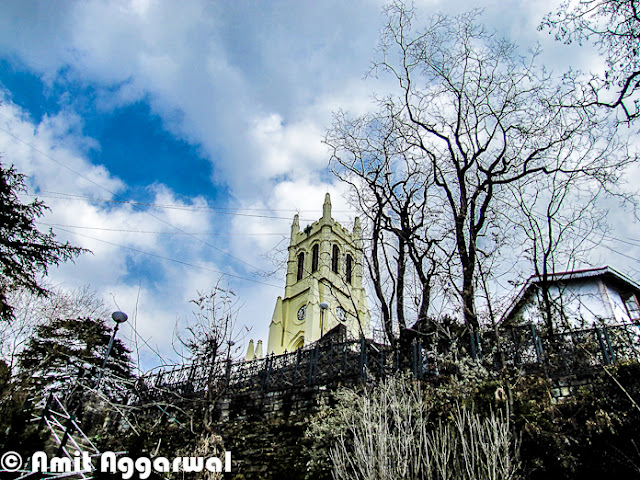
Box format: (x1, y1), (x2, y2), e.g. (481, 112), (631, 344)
(319, 302), (328, 339)
(96, 311), (128, 388)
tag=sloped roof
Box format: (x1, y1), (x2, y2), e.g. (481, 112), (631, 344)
(500, 266), (640, 324)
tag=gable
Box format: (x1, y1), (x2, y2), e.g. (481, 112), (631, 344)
(502, 266), (640, 327)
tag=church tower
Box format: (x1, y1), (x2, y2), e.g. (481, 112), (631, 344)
(266, 193), (370, 355)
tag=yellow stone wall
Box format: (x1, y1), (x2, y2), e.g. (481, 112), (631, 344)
(266, 193), (370, 355)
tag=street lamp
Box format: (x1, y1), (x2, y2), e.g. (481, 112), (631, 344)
(96, 311), (128, 388)
(319, 302), (328, 339)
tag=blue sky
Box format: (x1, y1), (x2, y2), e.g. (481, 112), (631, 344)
(1, 0), (638, 369)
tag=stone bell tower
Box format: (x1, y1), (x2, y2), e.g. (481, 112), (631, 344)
(265, 193), (370, 355)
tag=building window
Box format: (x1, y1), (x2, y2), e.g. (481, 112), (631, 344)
(297, 252), (305, 281)
(622, 292), (640, 321)
(346, 254), (353, 284)
(312, 244), (319, 272)
(332, 245), (339, 273)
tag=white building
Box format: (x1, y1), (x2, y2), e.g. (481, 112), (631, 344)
(501, 266), (640, 330)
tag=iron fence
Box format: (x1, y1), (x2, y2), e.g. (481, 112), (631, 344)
(138, 321), (640, 400)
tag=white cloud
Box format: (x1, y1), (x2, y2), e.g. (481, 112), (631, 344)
(1, 0), (637, 368)
(0, 0), (387, 196)
(0, 99), (121, 195)
(248, 113), (327, 179)
(0, 95), (248, 369)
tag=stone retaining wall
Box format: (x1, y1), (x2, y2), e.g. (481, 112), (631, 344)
(217, 382), (348, 421)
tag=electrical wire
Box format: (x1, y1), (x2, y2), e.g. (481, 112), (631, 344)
(54, 226), (282, 289)
(30, 190), (355, 225)
(39, 222), (288, 236)
(33, 190), (354, 217)
(0, 124), (269, 272)
(33, 191), (307, 221)
(492, 195), (640, 265)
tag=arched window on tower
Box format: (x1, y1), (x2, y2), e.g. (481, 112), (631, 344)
(346, 254), (353, 284)
(312, 244), (319, 272)
(332, 245), (339, 274)
(297, 252), (305, 281)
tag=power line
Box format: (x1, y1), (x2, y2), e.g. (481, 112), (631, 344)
(493, 195), (640, 265)
(42, 188), (640, 251)
(0, 124), (268, 272)
(34, 190), (354, 216)
(54, 227), (282, 289)
(40, 222), (288, 236)
(33, 191), (305, 221)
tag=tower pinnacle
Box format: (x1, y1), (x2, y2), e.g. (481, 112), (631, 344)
(291, 213), (300, 237)
(322, 193), (332, 222)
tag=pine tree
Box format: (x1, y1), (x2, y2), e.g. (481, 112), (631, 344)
(0, 162), (86, 321)
(17, 316), (133, 396)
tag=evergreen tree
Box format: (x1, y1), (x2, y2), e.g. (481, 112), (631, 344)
(17, 316), (133, 396)
(0, 162), (86, 321)
(0, 358), (46, 454)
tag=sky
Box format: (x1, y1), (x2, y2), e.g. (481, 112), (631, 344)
(1, 0), (638, 370)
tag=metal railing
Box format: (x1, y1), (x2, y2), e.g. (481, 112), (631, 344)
(137, 321), (640, 400)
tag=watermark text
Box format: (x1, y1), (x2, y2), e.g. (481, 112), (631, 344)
(1, 450), (232, 479)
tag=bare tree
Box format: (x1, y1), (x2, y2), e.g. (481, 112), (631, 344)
(508, 172), (609, 332)
(328, 109), (449, 347)
(541, 0), (640, 122)
(328, 1), (630, 332)
(177, 284), (241, 364)
(0, 285), (109, 371)
(172, 280), (243, 428)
